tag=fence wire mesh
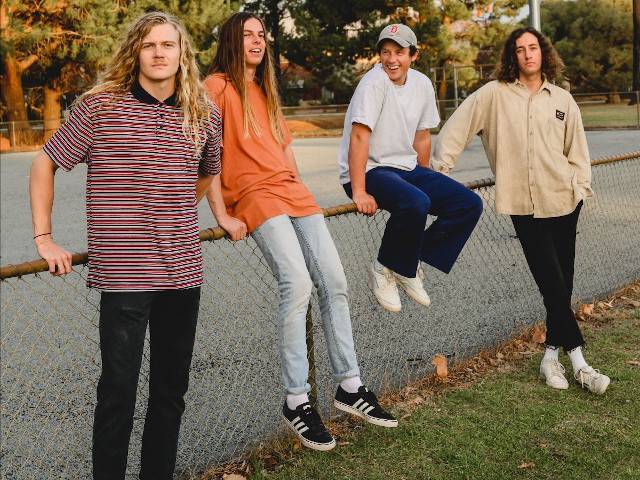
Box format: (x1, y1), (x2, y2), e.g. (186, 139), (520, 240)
(1, 153), (639, 479)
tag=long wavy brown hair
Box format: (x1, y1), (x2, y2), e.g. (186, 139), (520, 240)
(209, 12), (284, 144)
(79, 12), (211, 152)
(496, 27), (564, 83)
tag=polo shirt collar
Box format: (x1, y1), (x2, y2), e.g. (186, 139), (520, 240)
(131, 81), (177, 106)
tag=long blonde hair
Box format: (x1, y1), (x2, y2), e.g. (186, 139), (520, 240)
(80, 12), (211, 151)
(210, 12), (284, 144)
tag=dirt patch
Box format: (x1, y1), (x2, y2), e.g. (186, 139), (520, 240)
(286, 114), (345, 138)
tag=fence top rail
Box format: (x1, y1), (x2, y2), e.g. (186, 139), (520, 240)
(1, 151), (638, 280)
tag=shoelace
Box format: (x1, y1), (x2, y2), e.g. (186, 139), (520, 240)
(361, 388), (382, 412)
(576, 367), (600, 386)
(383, 270), (395, 285)
(299, 405), (324, 433)
(550, 360), (566, 374)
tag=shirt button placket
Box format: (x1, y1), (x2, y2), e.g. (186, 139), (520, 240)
(155, 103), (161, 136)
(527, 96), (535, 210)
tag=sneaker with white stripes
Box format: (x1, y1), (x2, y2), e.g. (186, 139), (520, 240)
(334, 385), (398, 428)
(282, 402), (336, 451)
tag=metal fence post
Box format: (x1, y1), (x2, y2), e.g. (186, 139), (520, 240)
(9, 121), (16, 149)
(305, 302), (318, 409)
(453, 65), (459, 108)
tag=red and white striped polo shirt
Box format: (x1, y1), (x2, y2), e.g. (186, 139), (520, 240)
(43, 83), (221, 291)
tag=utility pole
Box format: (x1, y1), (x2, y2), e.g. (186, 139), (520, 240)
(632, 0), (639, 105)
(529, 0), (541, 31)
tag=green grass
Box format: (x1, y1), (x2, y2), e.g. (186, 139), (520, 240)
(288, 103), (639, 138)
(250, 314), (640, 480)
(579, 103), (640, 129)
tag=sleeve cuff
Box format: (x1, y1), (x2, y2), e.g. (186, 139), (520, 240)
(350, 116), (375, 132)
(42, 143), (74, 172)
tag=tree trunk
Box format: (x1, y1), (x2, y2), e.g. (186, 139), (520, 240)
(268, 0), (282, 84)
(43, 83), (63, 142)
(0, 53), (33, 148)
(438, 66), (448, 120)
(607, 93), (622, 104)
(1, 54), (29, 122)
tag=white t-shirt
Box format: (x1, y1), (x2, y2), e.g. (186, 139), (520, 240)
(338, 64), (440, 184)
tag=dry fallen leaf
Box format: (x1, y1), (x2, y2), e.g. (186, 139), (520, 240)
(223, 474), (247, 480)
(432, 354), (448, 378)
(575, 303), (594, 321)
(518, 462), (536, 469)
(626, 360), (640, 367)
(532, 325), (546, 343)
(621, 296), (640, 308)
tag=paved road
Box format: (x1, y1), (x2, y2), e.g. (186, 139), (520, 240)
(1, 130), (638, 265)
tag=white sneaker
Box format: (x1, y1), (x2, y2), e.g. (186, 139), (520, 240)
(574, 366), (610, 394)
(539, 359), (569, 390)
(394, 267), (431, 307)
(369, 264), (401, 312)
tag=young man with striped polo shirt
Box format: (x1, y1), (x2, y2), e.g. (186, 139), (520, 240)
(29, 12), (221, 479)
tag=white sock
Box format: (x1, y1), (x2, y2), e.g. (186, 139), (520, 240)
(373, 259), (385, 273)
(568, 346), (588, 374)
(286, 393), (309, 410)
(542, 346), (560, 362)
(340, 376), (363, 393)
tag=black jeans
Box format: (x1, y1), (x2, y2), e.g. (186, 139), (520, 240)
(511, 202), (584, 351)
(92, 287), (201, 480)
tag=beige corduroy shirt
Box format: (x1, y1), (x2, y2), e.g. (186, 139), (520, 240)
(433, 79), (592, 218)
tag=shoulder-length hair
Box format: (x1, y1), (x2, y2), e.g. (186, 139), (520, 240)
(79, 12), (211, 153)
(495, 27), (564, 83)
(209, 12), (284, 144)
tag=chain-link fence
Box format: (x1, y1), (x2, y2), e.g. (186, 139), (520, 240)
(1, 152), (639, 479)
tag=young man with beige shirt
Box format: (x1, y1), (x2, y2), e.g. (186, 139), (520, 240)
(433, 27), (610, 394)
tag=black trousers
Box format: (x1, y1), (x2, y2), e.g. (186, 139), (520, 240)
(511, 202), (585, 351)
(92, 287), (201, 480)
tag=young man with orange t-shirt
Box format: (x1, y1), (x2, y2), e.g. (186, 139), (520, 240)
(203, 13), (397, 452)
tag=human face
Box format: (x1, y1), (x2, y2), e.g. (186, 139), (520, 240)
(243, 17), (266, 70)
(515, 32), (542, 79)
(138, 23), (181, 84)
(379, 40), (417, 86)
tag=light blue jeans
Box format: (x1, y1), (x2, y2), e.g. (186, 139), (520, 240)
(252, 213), (361, 395)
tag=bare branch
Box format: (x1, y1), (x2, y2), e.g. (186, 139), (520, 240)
(17, 54), (38, 72)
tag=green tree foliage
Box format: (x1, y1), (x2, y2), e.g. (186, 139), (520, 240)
(278, 0), (526, 104)
(1, 0), (236, 127)
(541, 0), (633, 93)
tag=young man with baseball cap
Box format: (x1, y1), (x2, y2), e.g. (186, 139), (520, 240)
(339, 24), (483, 312)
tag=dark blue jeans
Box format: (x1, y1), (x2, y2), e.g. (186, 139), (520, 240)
(92, 287), (201, 480)
(344, 166), (483, 277)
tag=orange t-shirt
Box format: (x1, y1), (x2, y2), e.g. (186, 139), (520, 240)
(203, 74), (321, 232)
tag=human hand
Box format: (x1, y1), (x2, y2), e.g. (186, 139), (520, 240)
(218, 215), (248, 241)
(35, 236), (72, 275)
(352, 190), (378, 216)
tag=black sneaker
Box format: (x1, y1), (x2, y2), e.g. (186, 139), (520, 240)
(282, 401), (336, 451)
(334, 385), (398, 427)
